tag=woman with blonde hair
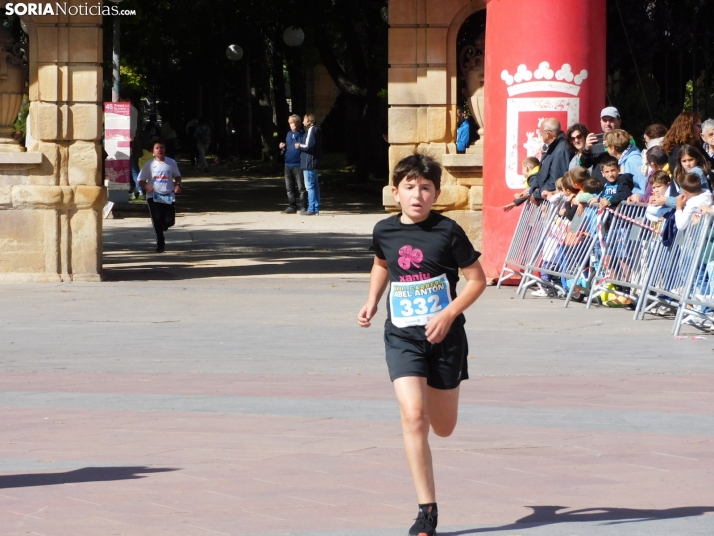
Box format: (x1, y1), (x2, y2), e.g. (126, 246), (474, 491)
(604, 129), (648, 195)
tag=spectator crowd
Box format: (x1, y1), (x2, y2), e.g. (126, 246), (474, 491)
(500, 107), (714, 319)
(504, 107), (714, 231)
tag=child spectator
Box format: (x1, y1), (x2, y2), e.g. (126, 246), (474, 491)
(502, 156), (541, 211)
(675, 173), (713, 230)
(647, 146), (671, 176)
(550, 177), (565, 203)
(631, 146), (671, 203)
(569, 166), (590, 189)
(674, 144), (712, 192)
(593, 155), (634, 209)
(575, 178), (604, 206)
(646, 171), (676, 222)
(559, 174), (582, 220)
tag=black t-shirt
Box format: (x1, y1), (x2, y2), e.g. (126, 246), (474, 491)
(373, 212), (481, 340)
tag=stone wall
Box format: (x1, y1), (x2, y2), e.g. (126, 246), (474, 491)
(0, 2), (105, 282)
(386, 0), (486, 250)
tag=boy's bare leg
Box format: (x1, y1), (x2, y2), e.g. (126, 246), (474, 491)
(427, 384), (460, 438)
(394, 377), (461, 503)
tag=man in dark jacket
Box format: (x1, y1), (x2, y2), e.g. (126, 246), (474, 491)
(530, 118), (572, 202)
(297, 113), (323, 215)
(279, 114), (306, 214)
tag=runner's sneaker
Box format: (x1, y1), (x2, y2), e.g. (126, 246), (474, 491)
(409, 505), (437, 536)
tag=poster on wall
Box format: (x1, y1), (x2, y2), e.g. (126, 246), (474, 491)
(104, 102), (131, 191)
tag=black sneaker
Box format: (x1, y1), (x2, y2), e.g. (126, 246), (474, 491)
(409, 506), (437, 536)
(300, 210), (317, 216)
(282, 207), (297, 214)
(155, 244), (165, 253)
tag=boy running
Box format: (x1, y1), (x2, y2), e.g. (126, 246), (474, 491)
(138, 138), (182, 253)
(358, 154), (487, 536)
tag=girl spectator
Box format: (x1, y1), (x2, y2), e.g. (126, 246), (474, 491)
(662, 112), (703, 171)
(565, 123), (590, 171)
(673, 144), (712, 192)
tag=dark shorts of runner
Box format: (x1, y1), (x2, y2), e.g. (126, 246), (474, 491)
(147, 198), (175, 246)
(384, 325), (469, 390)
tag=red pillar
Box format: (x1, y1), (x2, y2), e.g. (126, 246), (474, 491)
(481, 0), (607, 280)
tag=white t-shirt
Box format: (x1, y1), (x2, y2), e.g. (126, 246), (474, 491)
(675, 191), (713, 230)
(137, 157), (181, 203)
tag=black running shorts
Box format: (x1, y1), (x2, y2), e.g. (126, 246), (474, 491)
(384, 326), (469, 390)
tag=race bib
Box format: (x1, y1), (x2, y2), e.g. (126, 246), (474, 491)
(389, 274), (452, 328)
(153, 191), (174, 204)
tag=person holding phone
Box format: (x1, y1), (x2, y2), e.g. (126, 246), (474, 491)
(580, 107), (622, 182)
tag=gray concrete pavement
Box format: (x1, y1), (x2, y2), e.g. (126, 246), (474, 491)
(1, 200), (713, 535)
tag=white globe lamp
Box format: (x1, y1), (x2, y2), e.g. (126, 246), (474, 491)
(226, 44), (244, 61)
(283, 27), (305, 47)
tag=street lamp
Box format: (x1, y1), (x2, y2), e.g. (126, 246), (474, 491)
(282, 27), (304, 47)
(226, 44), (243, 61)
(108, 0), (124, 102)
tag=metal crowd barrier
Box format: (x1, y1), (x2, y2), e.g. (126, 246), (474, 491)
(672, 214), (714, 335)
(518, 205), (600, 307)
(497, 198), (564, 288)
(586, 203), (659, 309)
(635, 213), (712, 323)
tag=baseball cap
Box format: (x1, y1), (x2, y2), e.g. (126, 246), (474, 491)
(600, 106), (620, 119)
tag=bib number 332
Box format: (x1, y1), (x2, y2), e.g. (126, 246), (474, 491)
(389, 274), (452, 328)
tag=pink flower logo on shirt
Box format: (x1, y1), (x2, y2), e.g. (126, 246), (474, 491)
(398, 245), (423, 269)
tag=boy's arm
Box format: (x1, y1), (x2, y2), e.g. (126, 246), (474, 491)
(424, 260), (487, 344)
(358, 256), (389, 328)
(137, 162), (152, 192)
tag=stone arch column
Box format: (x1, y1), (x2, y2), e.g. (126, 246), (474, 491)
(0, 2), (105, 282)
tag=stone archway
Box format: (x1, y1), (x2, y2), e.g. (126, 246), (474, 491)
(0, 3), (104, 282)
(386, 0), (487, 247)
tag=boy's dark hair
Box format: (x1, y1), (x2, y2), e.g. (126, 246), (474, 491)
(646, 145), (668, 166)
(581, 177), (604, 194)
(522, 156), (539, 169)
(150, 137), (165, 150)
(569, 166), (590, 186)
(599, 154), (619, 169)
(393, 153), (442, 190)
(681, 173), (703, 194)
(644, 123), (668, 140)
(649, 170), (671, 186)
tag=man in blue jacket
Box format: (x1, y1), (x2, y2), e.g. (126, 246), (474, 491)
(279, 114), (306, 214)
(296, 113), (323, 215)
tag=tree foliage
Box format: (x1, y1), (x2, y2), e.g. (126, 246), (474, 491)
(108, 0), (388, 178)
(606, 0), (714, 137)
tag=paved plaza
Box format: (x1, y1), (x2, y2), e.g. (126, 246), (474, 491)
(1, 173), (713, 535)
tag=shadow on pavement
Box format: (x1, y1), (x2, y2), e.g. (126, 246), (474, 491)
(440, 505), (714, 534)
(171, 159), (384, 215)
(102, 227), (374, 281)
(0, 466), (178, 488)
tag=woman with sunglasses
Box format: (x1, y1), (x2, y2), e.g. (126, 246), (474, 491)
(565, 123), (590, 171)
